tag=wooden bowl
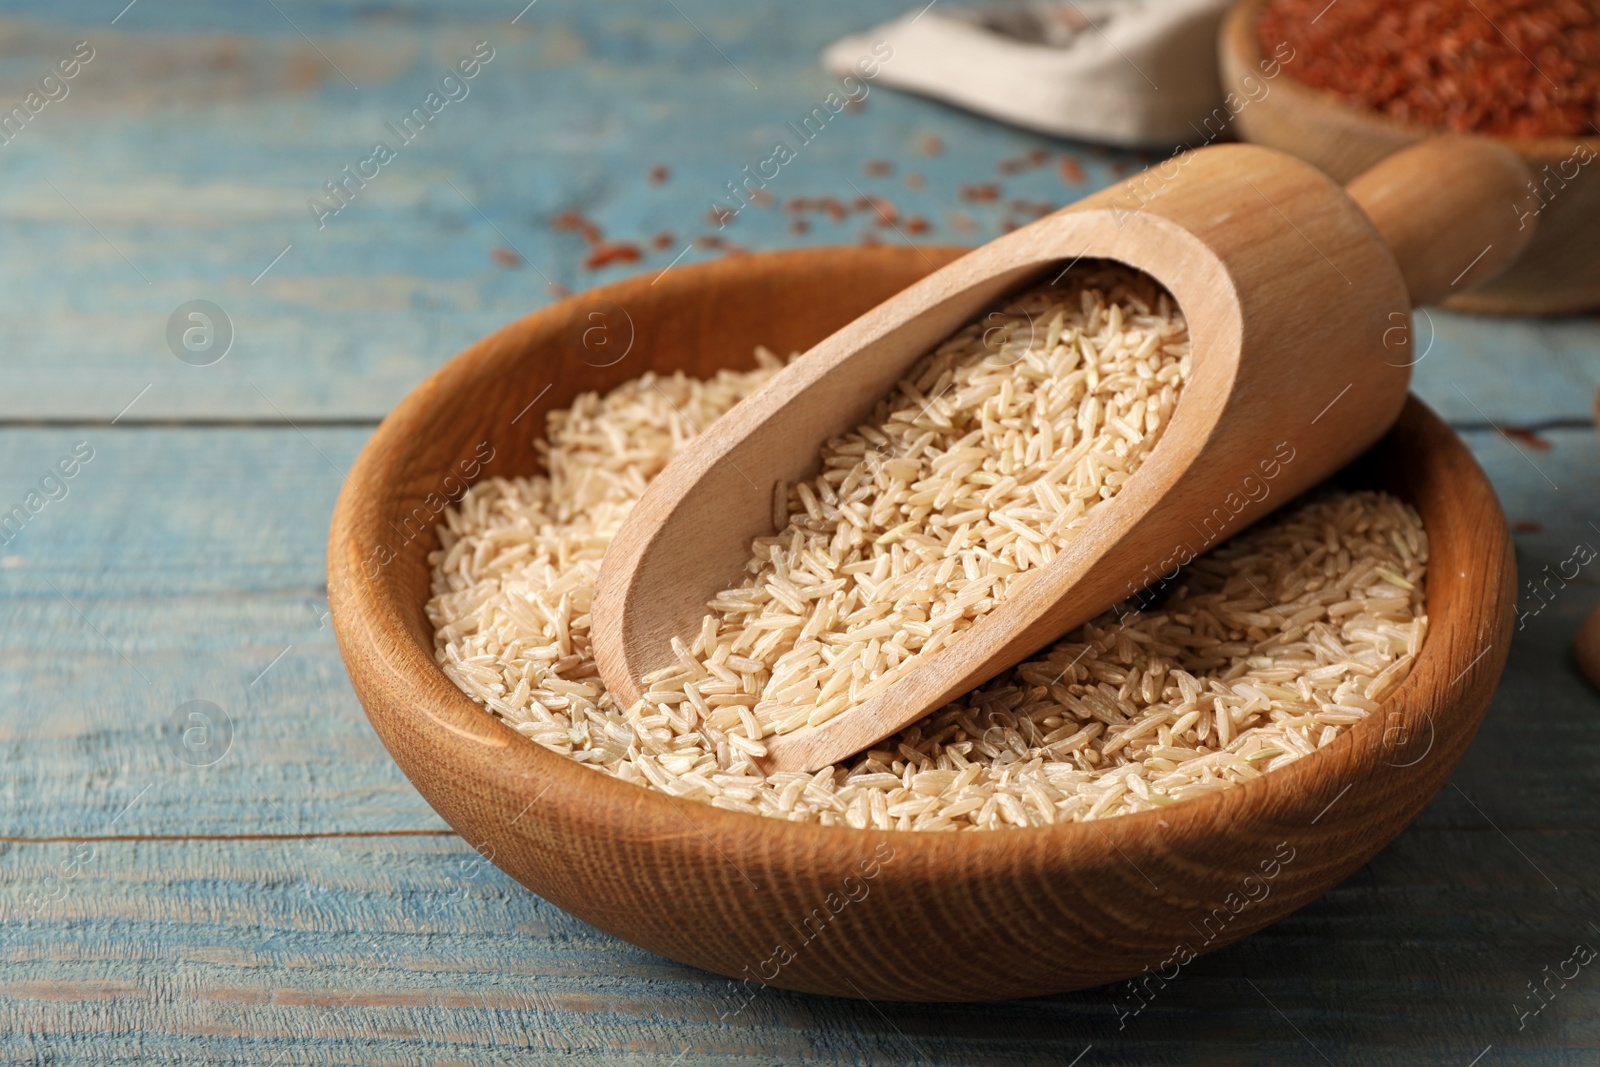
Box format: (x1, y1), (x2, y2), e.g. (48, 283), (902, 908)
(328, 247), (1515, 1002)
(1220, 0), (1600, 316)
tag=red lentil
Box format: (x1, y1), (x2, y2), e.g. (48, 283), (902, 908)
(582, 242), (642, 271)
(548, 210), (602, 247)
(1496, 424), (1554, 449)
(854, 195), (899, 223)
(1257, 0), (1600, 137)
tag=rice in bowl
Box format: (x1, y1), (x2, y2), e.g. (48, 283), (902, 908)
(427, 269), (1427, 831)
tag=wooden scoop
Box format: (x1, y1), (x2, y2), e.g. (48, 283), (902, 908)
(592, 137), (1533, 774)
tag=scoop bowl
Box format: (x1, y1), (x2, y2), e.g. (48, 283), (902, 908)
(328, 246), (1513, 1001)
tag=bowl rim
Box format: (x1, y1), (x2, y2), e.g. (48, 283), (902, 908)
(1224, 0), (1600, 158)
(328, 245), (1511, 868)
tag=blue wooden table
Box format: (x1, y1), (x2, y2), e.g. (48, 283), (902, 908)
(2, 1), (1598, 1063)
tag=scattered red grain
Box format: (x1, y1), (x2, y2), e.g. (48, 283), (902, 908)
(1059, 157), (1086, 184)
(959, 183), (1001, 202)
(648, 163), (671, 185)
(707, 205), (737, 227)
(860, 196), (899, 224)
(858, 230), (883, 246)
(879, 201), (902, 223)
(997, 148), (1051, 175)
(788, 217), (810, 234)
(546, 282), (573, 299)
(549, 210), (603, 247)
(1110, 160), (1131, 177)
(650, 231), (676, 250)
(904, 172), (926, 191)
(1513, 520), (1544, 533)
(863, 159), (894, 177)
(1497, 425), (1553, 450)
(583, 242), (642, 270)
(821, 197), (848, 222)
(947, 211), (977, 233)
(489, 246), (523, 268)
(693, 234), (748, 255)
(903, 215), (931, 234)
(919, 133), (944, 156)
(749, 188), (774, 207)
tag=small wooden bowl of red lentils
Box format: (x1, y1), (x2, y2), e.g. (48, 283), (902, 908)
(1220, 0), (1600, 316)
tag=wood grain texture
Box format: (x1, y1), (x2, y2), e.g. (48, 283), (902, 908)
(0, 3), (1589, 424)
(2, 423), (1596, 1063)
(0, 0), (1111, 424)
(595, 138), (1526, 772)
(330, 244), (1514, 1001)
(2, 428), (1595, 842)
(0, 830), (1597, 1067)
(1345, 137), (1534, 305)
(1220, 0), (1600, 316)
(0, 427), (445, 839)
(1, 0), (1598, 1060)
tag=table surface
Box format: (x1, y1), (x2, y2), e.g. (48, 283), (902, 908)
(2, 1), (1597, 1063)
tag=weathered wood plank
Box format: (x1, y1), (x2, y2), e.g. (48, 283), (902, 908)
(0, 421), (1596, 1065)
(1, 424), (1597, 839)
(0, 831), (1596, 1065)
(0, 426), (438, 838)
(1, 0), (1598, 1061)
(0, 0), (1087, 422)
(0, 2), (1589, 423)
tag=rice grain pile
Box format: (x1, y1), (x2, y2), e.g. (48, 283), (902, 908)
(676, 268), (1191, 749)
(429, 270), (1428, 831)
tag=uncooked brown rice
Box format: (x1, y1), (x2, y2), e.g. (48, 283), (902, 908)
(679, 266), (1189, 744)
(428, 270), (1428, 830)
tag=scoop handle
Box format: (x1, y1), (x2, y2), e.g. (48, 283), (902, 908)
(1344, 136), (1535, 307)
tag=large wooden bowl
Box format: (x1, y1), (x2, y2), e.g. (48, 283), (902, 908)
(328, 247), (1514, 1001)
(1220, 0), (1600, 316)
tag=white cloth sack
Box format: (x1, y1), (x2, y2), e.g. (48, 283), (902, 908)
(823, 0), (1231, 147)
